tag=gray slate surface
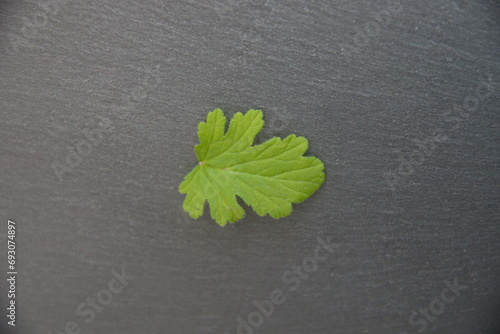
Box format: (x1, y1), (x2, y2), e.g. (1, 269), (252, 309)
(1, 0), (499, 333)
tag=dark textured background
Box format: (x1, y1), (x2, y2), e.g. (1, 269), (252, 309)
(1, 0), (499, 333)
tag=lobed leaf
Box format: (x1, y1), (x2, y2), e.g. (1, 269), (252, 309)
(179, 109), (325, 226)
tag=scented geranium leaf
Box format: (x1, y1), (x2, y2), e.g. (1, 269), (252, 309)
(179, 109), (325, 226)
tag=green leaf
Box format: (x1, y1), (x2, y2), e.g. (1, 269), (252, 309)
(179, 109), (325, 226)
